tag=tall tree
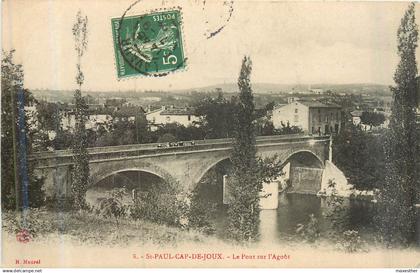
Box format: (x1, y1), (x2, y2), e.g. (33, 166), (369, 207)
(227, 56), (261, 242)
(377, 3), (419, 246)
(71, 11), (90, 210)
(1, 50), (45, 210)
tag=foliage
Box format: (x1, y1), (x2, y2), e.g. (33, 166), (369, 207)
(2, 208), (215, 247)
(227, 56), (261, 242)
(96, 188), (128, 224)
(333, 122), (386, 190)
(322, 180), (368, 252)
(187, 190), (218, 235)
(1, 50), (45, 210)
(36, 101), (62, 131)
(376, 3), (419, 247)
(335, 230), (366, 253)
(295, 214), (321, 243)
(129, 181), (188, 228)
(153, 123), (204, 142)
(52, 129), (74, 150)
(157, 132), (177, 143)
(255, 118), (275, 136)
(3, 208), (44, 238)
(134, 114), (152, 143)
(71, 91), (90, 210)
(71, 11), (90, 210)
(360, 111), (386, 127)
(322, 180), (350, 233)
(276, 121), (303, 135)
(194, 91), (238, 139)
(255, 155), (284, 185)
(256, 119), (303, 136)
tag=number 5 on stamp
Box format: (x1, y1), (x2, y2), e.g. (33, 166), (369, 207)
(111, 9), (186, 78)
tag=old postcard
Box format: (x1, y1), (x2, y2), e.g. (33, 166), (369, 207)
(1, 0), (420, 269)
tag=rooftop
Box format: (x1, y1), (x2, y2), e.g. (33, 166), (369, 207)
(350, 110), (363, 117)
(161, 108), (196, 116)
(298, 100), (341, 108)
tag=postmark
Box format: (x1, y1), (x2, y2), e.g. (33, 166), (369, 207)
(111, 8), (186, 78)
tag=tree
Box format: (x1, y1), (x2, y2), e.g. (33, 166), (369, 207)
(360, 111), (385, 128)
(194, 91), (238, 139)
(36, 101), (62, 131)
(71, 11), (90, 210)
(376, 3), (419, 246)
(333, 122), (386, 190)
(276, 121), (303, 135)
(1, 50), (45, 209)
(157, 133), (177, 143)
(227, 56), (261, 242)
(134, 114), (151, 144)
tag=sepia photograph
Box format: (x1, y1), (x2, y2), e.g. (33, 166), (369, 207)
(1, 0), (420, 269)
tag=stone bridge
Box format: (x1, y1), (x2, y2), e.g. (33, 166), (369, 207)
(30, 134), (331, 198)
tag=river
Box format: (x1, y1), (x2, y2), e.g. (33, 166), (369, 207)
(212, 192), (377, 243)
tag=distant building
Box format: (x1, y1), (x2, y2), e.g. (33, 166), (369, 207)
(61, 114), (111, 131)
(350, 109), (390, 131)
(310, 88), (324, 95)
(61, 103), (145, 131)
(287, 97), (299, 104)
(272, 100), (342, 135)
(146, 106), (200, 129)
(350, 110), (363, 126)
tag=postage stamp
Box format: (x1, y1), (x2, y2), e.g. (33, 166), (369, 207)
(111, 8), (186, 78)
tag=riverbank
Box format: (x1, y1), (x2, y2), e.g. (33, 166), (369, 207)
(2, 208), (218, 247)
(2, 208), (419, 267)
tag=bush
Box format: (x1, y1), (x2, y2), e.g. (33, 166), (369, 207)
(129, 183), (188, 228)
(157, 133), (177, 143)
(96, 188), (128, 223)
(336, 230), (366, 253)
(2, 208), (54, 238)
(188, 193), (217, 235)
(296, 214), (321, 243)
(322, 179), (349, 233)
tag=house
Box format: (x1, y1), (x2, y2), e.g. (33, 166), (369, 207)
(272, 100), (342, 135)
(310, 88), (324, 95)
(350, 110), (363, 126)
(61, 104), (145, 131)
(146, 106), (200, 129)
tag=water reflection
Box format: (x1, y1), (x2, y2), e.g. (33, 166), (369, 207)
(214, 192), (376, 243)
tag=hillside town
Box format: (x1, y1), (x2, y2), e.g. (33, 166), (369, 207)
(27, 83), (408, 149)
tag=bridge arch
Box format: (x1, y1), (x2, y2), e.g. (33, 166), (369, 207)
(194, 149), (324, 187)
(281, 150), (325, 194)
(194, 156), (231, 187)
(90, 168), (167, 188)
(281, 149), (324, 168)
(89, 160), (177, 188)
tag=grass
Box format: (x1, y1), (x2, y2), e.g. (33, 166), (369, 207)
(2, 208), (217, 247)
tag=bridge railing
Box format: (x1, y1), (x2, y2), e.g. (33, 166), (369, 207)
(30, 134), (330, 169)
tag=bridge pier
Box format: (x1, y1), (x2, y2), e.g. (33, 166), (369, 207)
(260, 181), (279, 209)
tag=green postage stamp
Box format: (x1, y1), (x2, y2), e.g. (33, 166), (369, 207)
(111, 9), (186, 78)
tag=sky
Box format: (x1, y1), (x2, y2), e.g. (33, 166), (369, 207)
(2, 0), (420, 92)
